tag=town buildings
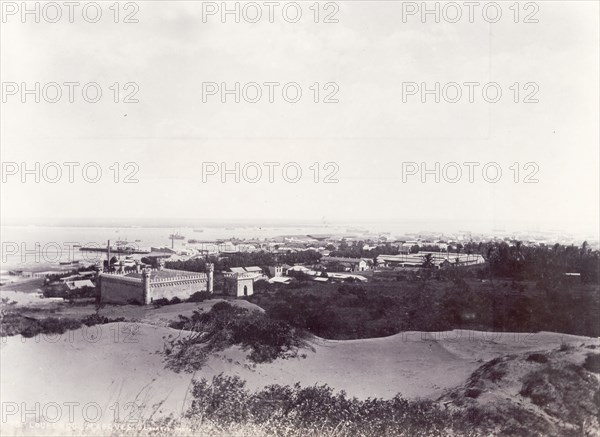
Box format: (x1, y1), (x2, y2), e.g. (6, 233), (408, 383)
(320, 257), (371, 272)
(376, 252), (485, 269)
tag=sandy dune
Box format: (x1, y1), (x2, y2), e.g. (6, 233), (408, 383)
(1, 321), (595, 435)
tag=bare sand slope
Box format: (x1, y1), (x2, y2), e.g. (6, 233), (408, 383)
(208, 330), (592, 400)
(0, 324), (594, 433)
(1, 324), (194, 433)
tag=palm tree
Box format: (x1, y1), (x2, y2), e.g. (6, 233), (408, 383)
(421, 253), (435, 269)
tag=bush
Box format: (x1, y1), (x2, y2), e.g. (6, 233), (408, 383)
(153, 298), (170, 308)
(80, 313), (125, 326)
(42, 287), (68, 299)
(165, 304), (310, 372)
(3, 313), (130, 338)
(253, 280), (271, 293)
(559, 342), (574, 352)
(67, 285), (98, 300)
(212, 301), (234, 312)
(527, 353), (549, 364)
(583, 354), (600, 374)
(127, 298), (143, 305)
(19, 317), (82, 338)
(188, 291), (212, 303)
(465, 388), (482, 398)
(182, 374), (505, 436)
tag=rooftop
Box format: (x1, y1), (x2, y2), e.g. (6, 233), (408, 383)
(323, 256), (367, 264)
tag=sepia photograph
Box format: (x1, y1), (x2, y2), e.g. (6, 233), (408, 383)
(1, 1), (599, 436)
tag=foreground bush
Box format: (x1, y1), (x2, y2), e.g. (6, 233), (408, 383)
(164, 303), (310, 372)
(184, 374), (455, 435)
(161, 374), (539, 437)
(61, 360), (600, 437)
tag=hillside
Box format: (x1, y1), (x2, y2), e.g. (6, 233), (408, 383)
(1, 317), (597, 435)
(440, 343), (600, 436)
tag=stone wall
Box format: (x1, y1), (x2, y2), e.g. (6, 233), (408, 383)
(100, 269), (211, 304)
(148, 278), (208, 302)
(100, 274), (144, 304)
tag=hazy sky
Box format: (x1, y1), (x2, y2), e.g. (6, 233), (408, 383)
(1, 1), (598, 234)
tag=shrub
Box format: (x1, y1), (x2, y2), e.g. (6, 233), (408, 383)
(182, 374), (503, 436)
(527, 353), (549, 364)
(42, 287), (68, 299)
(127, 298), (143, 305)
(253, 280), (272, 293)
(559, 342), (574, 352)
(1, 313), (126, 338)
(67, 285), (98, 300)
(583, 354), (600, 374)
(80, 313), (125, 326)
(465, 388), (483, 398)
(165, 304), (310, 372)
(212, 301), (234, 312)
(22, 317), (82, 338)
(153, 298), (170, 308)
(188, 291), (212, 303)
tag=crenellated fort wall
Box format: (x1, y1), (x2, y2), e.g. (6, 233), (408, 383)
(148, 277), (208, 302)
(100, 268), (212, 304)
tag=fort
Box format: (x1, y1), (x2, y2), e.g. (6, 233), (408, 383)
(99, 262), (214, 305)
